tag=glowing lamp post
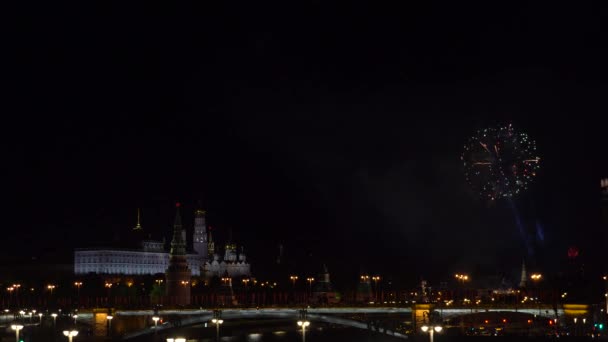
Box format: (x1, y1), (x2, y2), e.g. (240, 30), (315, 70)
(372, 276), (381, 301)
(107, 315), (113, 336)
(290, 275), (298, 288)
(306, 277), (314, 301)
(51, 313), (58, 328)
(166, 338), (186, 342)
(421, 325), (442, 342)
(47, 284), (56, 296)
(73, 314), (78, 324)
(211, 318), (223, 342)
(152, 316), (160, 329)
(11, 324), (24, 342)
(38, 313), (43, 324)
(297, 320), (310, 342)
(63, 330), (78, 342)
(74, 282), (83, 298)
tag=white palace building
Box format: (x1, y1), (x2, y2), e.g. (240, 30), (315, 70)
(74, 207), (251, 279)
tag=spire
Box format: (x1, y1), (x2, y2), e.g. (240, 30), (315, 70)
(174, 203), (182, 228)
(133, 208), (143, 231)
(195, 200), (206, 215)
(208, 226), (215, 256)
(519, 260), (527, 288)
(170, 202), (187, 255)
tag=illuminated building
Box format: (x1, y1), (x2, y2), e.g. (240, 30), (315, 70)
(74, 204), (251, 279)
(201, 241), (250, 279)
(193, 208), (208, 258)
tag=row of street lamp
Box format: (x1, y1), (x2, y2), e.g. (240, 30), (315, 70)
(10, 322), (79, 342)
(162, 311), (312, 342)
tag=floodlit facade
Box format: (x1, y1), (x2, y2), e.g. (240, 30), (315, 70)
(74, 205), (251, 279)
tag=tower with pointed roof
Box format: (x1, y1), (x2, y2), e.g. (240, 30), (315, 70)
(312, 264), (338, 304)
(193, 207), (208, 261)
(165, 203), (191, 305)
(208, 226), (215, 257)
(518, 260), (527, 288)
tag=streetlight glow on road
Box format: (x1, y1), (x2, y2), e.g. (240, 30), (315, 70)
(11, 324), (24, 342)
(63, 330), (78, 342)
(211, 318), (224, 342)
(421, 325), (442, 342)
(297, 320), (310, 342)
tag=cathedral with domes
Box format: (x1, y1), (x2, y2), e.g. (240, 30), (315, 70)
(74, 204), (251, 280)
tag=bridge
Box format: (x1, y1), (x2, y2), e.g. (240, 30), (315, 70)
(42, 304), (579, 340)
(115, 304), (570, 339)
(121, 307), (410, 340)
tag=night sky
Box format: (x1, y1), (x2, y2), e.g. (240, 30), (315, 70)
(4, 3), (608, 286)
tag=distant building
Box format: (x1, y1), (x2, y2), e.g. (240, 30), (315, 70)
(74, 204), (251, 279)
(518, 260), (527, 288)
(165, 203), (191, 305)
(311, 264), (339, 305)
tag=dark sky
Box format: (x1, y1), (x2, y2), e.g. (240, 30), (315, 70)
(4, 3), (608, 286)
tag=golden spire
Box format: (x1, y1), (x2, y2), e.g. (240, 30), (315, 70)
(133, 208), (143, 231)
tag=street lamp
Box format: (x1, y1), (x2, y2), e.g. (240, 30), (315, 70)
(11, 324), (24, 342)
(74, 282), (83, 298)
(13, 284), (21, 306)
(455, 274), (469, 283)
(63, 330), (78, 342)
(306, 277), (314, 298)
(166, 339), (186, 342)
(290, 275), (299, 288)
(297, 320), (310, 342)
(51, 313), (58, 328)
(73, 314), (78, 324)
(38, 313), (43, 324)
(372, 276), (381, 302)
(421, 325), (442, 342)
(211, 318), (224, 342)
(152, 316), (160, 329)
(47, 284), (56, 296)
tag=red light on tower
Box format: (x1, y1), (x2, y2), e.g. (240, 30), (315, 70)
(568, 246), (579, 259)
(176, 202), (181, 208)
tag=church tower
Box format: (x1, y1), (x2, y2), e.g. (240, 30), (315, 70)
(208, 227), (215, 257)
(165, 203), (191, 305)
(518, 260), (527, 288)
(193, 207), (208, 261)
